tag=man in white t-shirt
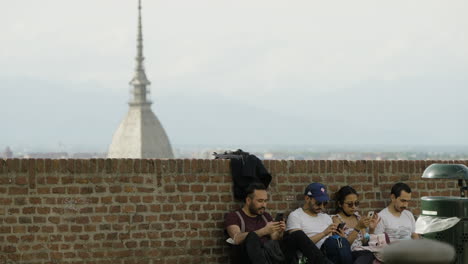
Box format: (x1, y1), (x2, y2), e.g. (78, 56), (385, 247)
(373, 182), (420, 242)
(286, 183), (340, 248)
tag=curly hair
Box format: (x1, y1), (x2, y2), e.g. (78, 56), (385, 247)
(334, 185), (358, 214)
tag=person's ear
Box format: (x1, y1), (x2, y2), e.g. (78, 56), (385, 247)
(390, 194), (396, 200)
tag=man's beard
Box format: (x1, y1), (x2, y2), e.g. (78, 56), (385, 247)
(309, 200), (322, 214)
(395, 204), (406, 212)
(313, 207), (322, 213)
(249, 204), (265, 215)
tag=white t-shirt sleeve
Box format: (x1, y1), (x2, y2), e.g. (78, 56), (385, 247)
(405, 211), (416, 233)
(286, 210), (302, 231)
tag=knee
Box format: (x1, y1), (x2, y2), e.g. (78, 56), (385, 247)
(288, 230), (309, 240)
(245, 232), (261, 245)
(246, 232), (260, 239)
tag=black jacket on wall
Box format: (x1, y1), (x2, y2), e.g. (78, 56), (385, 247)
(230, 154), (272, 200)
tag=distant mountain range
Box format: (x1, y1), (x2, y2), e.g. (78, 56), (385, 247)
(2, 76), (468, 153)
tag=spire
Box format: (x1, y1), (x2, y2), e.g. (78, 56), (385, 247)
(130, 0), (151, 106)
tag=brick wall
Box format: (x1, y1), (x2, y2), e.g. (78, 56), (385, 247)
(0, 159), (463, 264)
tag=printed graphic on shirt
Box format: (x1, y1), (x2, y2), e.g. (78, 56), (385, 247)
(385, 225), (412, 240)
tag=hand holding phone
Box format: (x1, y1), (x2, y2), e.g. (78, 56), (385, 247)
(275, 213), (284, 222)
(337, 222), (345, 230)
(367, 211), (375, 218)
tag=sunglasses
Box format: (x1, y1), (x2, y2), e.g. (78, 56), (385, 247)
(315, 201), (328, 207)
(344, 201), (360, 207)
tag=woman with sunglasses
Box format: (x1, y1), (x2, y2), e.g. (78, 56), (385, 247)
(333, 186), (378, 264)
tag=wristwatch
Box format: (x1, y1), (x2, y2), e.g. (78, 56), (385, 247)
(354, 228), (361, 233)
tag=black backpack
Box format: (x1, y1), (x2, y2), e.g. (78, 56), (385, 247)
(214, 150), (271, 200)
(321, 235), (353, 264)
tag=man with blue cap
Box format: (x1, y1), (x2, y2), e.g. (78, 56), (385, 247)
(286, 183), (341, 248)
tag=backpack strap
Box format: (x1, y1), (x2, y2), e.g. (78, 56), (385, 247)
(235, 211), (245, 233)
(235, 211), (269, 233)
(261, 214), (268, 225)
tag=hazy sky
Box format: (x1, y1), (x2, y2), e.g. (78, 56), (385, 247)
(1, 0), (468, 152)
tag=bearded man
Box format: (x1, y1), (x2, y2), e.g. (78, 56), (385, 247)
(225, 183), (324, 264)
(286, 182), (342, 248)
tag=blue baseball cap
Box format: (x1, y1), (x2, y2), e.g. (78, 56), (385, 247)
(304, 183), (329, 202)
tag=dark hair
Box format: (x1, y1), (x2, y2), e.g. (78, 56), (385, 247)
(391, 182), (411, 198)
(335, 185), (358, 213)
(245, 183), (267, 200)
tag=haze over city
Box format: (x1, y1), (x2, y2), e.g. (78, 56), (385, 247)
(1, 0), (468, 155)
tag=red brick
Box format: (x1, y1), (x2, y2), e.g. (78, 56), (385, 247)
(136, 205), (147, 213)
(134, 159), (141, 173)
(97, 197), (109, 205)
(115, 196), (128, 203)
(221, 159), (231, 173)
(191, 185), (203, 192)
(70, 225), (83, 233)
(80, 187), (93, 194)
(365, 192), (376, 199)
(122, 205), (135, 213)
(34, 160), (45, 175)
(150, 205), (161, 213)
(60, 175), (73, 184)
(6, 159), (19, 172)
(91, 159), (102, 173)
(52, 187), (66, 194)
(103, 158), (112, 173)
(202, 159), (210, 173)
(345, 160), (356, 174)
(191, 160), (201, 173)
(161, 204), (173, 212)
(15, 176), (28, 185)
(49, 159), (59, 172)
(3, 245), (16, 253)
(110, 186), (122, 193)
(120, 159), (130, 174)
(37, 207), (50, 214)
(0, 159), (5, 173)
(9, 187), (28, 195)
(65, 159), (75, 173)
(110, 206), (121, 213)
(118, 159), (127, 173)
(331, 160), (338, 173)
(65, 186), (79, 194)
(326, 160), (332, 173)
(76, 217), (89, 224)
(141, 196), (153, 203)
(0, 198), (12, 205)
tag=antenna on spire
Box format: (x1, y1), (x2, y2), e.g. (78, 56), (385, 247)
(130, 0), (151, 105)
(137, 0), (143, 63)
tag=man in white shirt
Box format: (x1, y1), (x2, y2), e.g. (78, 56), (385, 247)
(286, 182), (340, 248)
(374, 182), (420, 242)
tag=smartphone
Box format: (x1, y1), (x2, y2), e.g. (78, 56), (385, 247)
(367, 211), (375, 218)
(337, 222), (345, 230)
(275, 213), (284, 222)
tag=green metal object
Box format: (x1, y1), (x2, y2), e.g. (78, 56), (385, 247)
(421, 197), (468, 264)
(422, 164), (468, 180)
(421, 164), (468, 264)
